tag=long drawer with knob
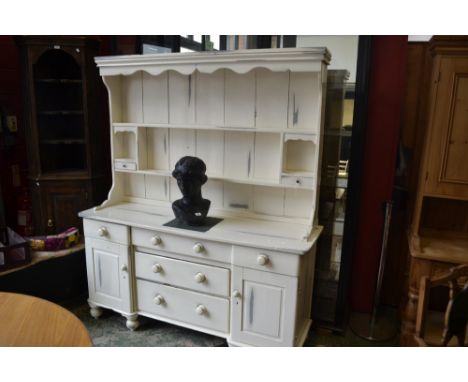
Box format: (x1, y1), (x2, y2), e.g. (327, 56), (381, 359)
(136, 278), (230, 333)
(132, 227), (231, 263)
(135, 251), (230, 297)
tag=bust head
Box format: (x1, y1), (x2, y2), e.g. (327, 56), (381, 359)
(171, 156), (211, 226)
(172, 156), (208, 200)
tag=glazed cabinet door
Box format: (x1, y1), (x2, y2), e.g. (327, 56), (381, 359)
(424, 57), (468, 199)
(85, 238), (132, 313)
(231, 266), (298, 346)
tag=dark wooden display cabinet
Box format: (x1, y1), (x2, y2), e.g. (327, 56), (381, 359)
(16, 36), (110, 235)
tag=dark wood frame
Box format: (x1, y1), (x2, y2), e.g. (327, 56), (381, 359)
(315, 36), (373, 331)
(15, 36), (110, 235)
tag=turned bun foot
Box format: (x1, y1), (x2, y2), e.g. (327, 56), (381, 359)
(123, 314), (140, 331)
(89, 303), (103, 319)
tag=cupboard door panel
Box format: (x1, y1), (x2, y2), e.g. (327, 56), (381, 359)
(225, 71), (255, 127)
(86, 239), (132, 313)
(425, 57), (468, 198)
(441, 75), (468, 182)
(256, 69), (289, 129)
(231, 267), (298, 346)
(196, 70), (225, 125)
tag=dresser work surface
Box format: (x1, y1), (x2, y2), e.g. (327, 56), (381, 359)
(80, 48), (329, 346)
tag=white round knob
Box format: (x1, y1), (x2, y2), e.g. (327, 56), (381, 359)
(97, 227), (108, 237)
(193, 243), (205, 253)
(196, 305), (207, 315)
(194, 272), (206, 283)
(151, 236), (162, 245)
(257, 254), (269, 266)
(121, 264), (128, 272)
(152, 264), (162, 273)
(232, 290), (241, 298)
(153, 295), (164, 305)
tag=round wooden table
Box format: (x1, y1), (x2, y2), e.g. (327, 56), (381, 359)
(0, 292), (92, 346)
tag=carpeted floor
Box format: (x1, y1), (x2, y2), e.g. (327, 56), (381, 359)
(63, 297), (399, 347)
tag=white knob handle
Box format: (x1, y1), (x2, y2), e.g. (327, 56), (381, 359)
(233, 290), (241, 298)
(97, 227), (108, 237)
(121, 264), (128, 272)
(153, 295), (165, 305)
(194, 272), (206, 283)
(196, 305), (207, 315)
(151, 236), (162, 245)
(193, 242), (205, 253)
(257, 254), (269, 266)
(152, 264), (162, 273)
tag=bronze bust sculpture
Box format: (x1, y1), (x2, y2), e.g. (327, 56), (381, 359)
(172, 156), (211, 226)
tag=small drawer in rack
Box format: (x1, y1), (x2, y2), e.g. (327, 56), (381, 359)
(83, 219), (130, 245)
(232, 246), (300, 277)
(281, 175), (314, 189)
(132, 228), (231, 263)
(135, 252), (230, 297)
(136, 278), (229, 333)
(114, 160), (137, 171)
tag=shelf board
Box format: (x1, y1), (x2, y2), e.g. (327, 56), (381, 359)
(410, 230), (468, 264)
(40, 139), (85, 145)
(38, 111), (83, 116)
(113, 122), (317, 135)
(114, 168), (313, 190)
(282, 171), (314, 178)
(35, 78), (82, 84)
(40, 170), (89, 179)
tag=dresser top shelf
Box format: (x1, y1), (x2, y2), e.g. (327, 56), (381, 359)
(95, 47), (331, 76)
(79, 202), (322, 254)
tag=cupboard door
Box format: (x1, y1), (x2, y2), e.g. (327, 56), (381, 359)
(85, 238), (132, 313)
(40, 181), (89, 235)
(231, 266), (298, 346)
(425, 57), (468, 199)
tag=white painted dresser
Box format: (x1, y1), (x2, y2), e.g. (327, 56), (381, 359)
(79, 48), (329, 346)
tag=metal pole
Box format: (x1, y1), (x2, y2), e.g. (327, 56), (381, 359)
(350, 199), (397, 341)
(369, 200), (393, 337)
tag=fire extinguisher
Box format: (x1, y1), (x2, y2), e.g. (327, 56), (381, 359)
(17, 186), (33, 237)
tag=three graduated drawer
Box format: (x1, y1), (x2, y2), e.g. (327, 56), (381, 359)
(132, 228), (231, 263)
(135, 251), (230, 297)
(136, 278), (229, 333)
(83, 219), (130, 245)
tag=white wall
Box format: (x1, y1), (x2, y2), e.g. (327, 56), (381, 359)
(296, 36), (358, 83)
